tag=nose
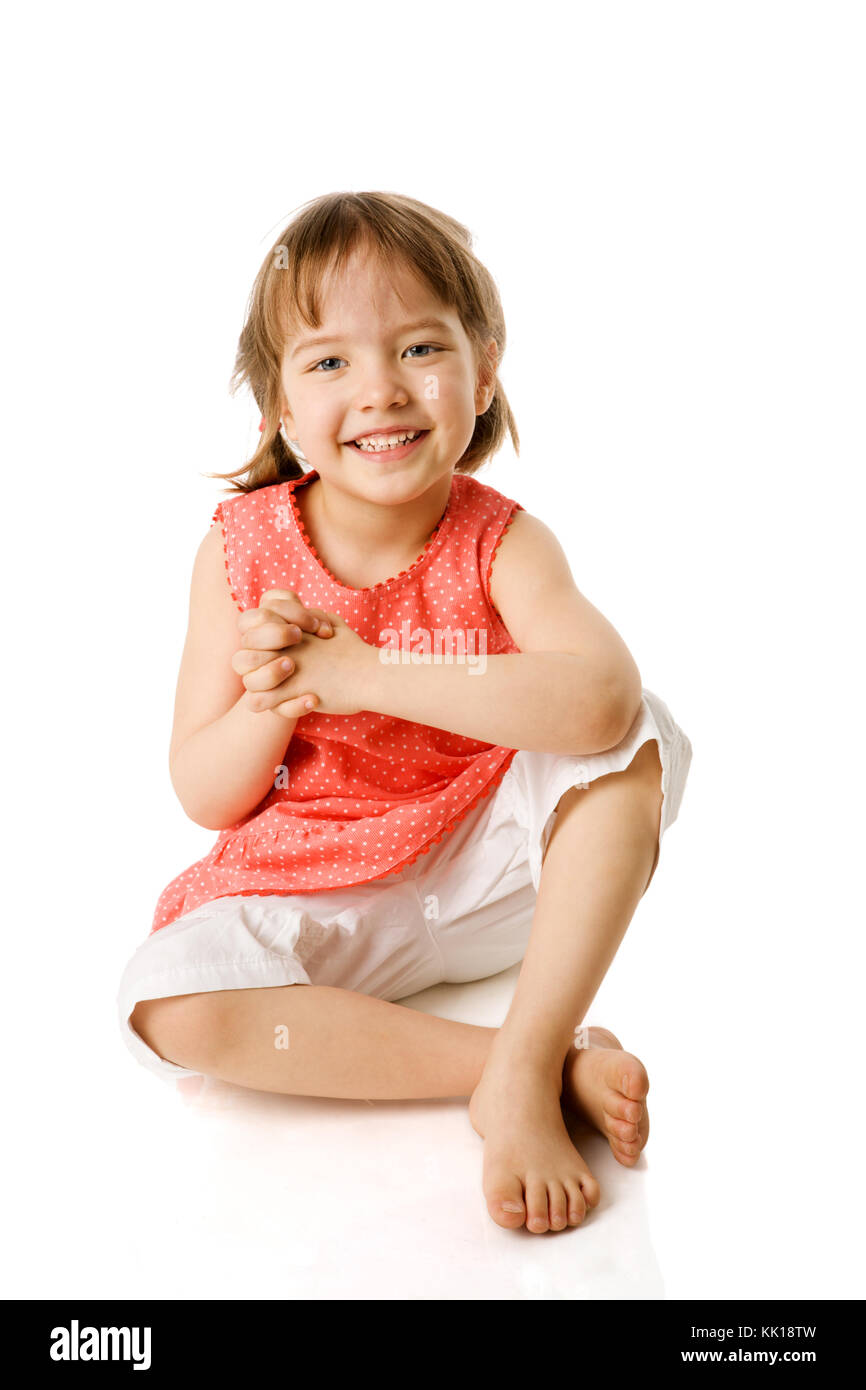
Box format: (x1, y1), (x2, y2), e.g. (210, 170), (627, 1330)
(352, 357), (411, 413)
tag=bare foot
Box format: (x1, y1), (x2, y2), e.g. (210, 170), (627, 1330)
(469, 1052), (601, 1233)
(561, 1025), (650, 1166)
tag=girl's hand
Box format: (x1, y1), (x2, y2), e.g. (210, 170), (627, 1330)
(232, 589), (335, 720)
(233, 590), (377, 718)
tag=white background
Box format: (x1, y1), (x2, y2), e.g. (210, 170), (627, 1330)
(2, 0), (863, 1301)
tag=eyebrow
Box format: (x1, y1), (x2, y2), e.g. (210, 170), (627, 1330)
(289, 317), (455, 361)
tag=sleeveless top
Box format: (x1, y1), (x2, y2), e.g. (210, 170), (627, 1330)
(150, 468), (524, 934)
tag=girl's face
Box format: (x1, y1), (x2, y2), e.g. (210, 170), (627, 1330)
(278, 245), (495, 502)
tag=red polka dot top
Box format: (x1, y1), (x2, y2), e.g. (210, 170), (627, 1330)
(150, 467), (524, 934)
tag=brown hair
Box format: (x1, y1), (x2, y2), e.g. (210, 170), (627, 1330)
(205, 191), (520, 495)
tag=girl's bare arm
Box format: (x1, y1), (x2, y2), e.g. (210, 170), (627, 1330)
(168, 522), (304, 830)
(362, 511), (643, 754)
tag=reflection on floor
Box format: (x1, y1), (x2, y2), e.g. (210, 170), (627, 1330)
(122, 964), (664, 1300)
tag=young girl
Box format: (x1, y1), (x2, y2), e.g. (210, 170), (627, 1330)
(117, 190), (693, 1236)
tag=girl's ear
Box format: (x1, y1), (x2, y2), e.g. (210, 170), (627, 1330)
(475, 337), (498, 413)
(280, 397), (299, 439)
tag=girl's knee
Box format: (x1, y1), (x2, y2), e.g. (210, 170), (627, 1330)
(130, 992), (223, 1071)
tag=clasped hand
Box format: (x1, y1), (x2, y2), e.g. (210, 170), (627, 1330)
(231, 588), (377, 718)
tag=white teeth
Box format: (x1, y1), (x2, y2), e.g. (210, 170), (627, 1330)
(354, 430), (421, 451)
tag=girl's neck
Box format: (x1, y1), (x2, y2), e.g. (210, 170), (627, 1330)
(296, 469), (453, 590)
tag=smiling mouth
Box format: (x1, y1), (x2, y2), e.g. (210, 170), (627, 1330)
(347, 429), (429, 453)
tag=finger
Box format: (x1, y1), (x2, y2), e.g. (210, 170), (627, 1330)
(246, 685), (317, 716)
(241, 593), (335, 639)
(236, 652), (298, 690)
(239, 612), (332, 646)
(243, 672), (306, 712)
(273, 692), (318, 719)
(239, 616), (302, 650)
(254, 591), (326, 635)
(309, 609), (335, 637)
(231, 647), (285, 677)
(285, 605), (333, 637)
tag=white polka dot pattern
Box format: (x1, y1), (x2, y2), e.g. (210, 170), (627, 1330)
(150, 469), (525, 934)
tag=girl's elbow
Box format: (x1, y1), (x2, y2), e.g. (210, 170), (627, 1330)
(169, 772), (228, 831)
(185, 807), (230, 832)
(599, 667), (643, 749)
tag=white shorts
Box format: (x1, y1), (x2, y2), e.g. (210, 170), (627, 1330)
(117, 689), (692, 1085)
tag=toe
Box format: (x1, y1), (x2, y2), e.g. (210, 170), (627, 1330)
(608, 1114), (640, 1142)
(608, 1095), (650, 1159)
(610, 1134), (642, 1159)
(604, 1093), (644, 1125)
(547, 1182), (569, 1231)
(638, 1106), (650, 1150)
(525, 1178), (551, 1233)
(620, 1056), (649, 1103)
(485, 1174), (527, 1228)
(563, 1178), (587, 1225)
(579, 1168), (602, 1208)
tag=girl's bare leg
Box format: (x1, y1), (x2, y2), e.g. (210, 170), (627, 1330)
(468, 738), (664, 1233)
(132, 739), (663, 1233)
(132, 984), (498, 1100)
